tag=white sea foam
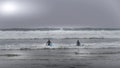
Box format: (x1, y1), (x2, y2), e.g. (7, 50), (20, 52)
(0, 30), (119, 50)
(0, 42), (120, 50)
(0, 30), (120, 39)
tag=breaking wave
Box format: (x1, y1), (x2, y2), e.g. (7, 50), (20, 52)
(0, 30), (120, 39)
(0, 28), (120, 50)
(0, 42), (120, 50)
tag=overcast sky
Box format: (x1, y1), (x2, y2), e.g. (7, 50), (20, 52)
(0, 0), (120, 28)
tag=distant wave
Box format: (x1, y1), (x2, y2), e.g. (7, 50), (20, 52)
(0, 28), (60, 31)
(0, 37), (105, 40)
(0, 30), (120, 39)
(63, 28), (120, 31)
(0, 28), (120, 31)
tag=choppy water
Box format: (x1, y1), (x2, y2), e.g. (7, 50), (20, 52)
(0, 28), (120, 49)
(0, 28), (120, 68)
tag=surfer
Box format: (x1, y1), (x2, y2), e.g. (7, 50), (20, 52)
(76, 40), (80, 46)
(46, 39), (52, 46)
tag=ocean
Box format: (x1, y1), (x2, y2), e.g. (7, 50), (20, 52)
(0, 28), (120, 68)
(0, 28), (120, 49)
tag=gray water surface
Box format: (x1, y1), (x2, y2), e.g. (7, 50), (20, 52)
(0, 48), (119, 68)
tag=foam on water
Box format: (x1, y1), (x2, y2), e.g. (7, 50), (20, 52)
(0, 29), (120, 49)
(0, 30), (120, 39)
(0, 41), (120, 50)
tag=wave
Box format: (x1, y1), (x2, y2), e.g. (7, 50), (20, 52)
(0, 37), (105, 40)
(0, 42), (120, 50)
(0, 28), (120, 31)
(0, 30), (120, 39)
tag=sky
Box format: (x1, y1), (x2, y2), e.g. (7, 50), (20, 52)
(0, 0), (120, 28)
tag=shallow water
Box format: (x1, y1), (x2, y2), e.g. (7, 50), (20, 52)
(0, 48), (120, 68)
(0, 38), (120, 49)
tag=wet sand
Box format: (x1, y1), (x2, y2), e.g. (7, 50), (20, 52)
(0, 48), (120, 68)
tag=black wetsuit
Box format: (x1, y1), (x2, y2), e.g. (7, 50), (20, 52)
(47, 40), (51, 46)
(77, 40), (80, 46)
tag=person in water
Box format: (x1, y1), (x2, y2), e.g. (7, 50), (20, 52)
(46, 39), (52, 46)
(76, 40), (81, 46)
